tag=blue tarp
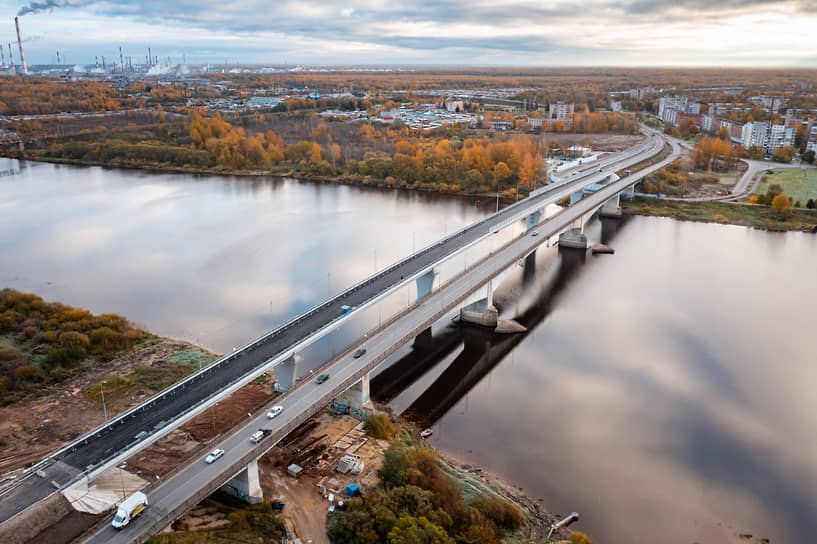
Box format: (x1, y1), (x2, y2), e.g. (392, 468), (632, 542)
(346, 484), (360, 497)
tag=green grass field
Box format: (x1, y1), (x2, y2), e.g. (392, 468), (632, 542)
(754, 168), (817, 204)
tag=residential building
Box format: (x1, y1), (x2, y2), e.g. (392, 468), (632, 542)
(548, 102), (574, 121)
(749, 95), (784, 113)
(767, 124), (795, 151)
(659, 95), (701, 124)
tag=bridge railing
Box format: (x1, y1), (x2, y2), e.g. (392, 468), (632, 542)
(26, 130), (662, 486)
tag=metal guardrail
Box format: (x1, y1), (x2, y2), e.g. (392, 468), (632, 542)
(32, 132), (658, 480)
(12, 130), (668, 524)
(80, 132), (678, 543)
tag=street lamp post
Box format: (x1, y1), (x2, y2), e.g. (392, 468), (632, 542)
(100, 381), (108, 423)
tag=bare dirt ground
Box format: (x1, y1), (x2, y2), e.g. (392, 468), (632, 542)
(541, 132), (644, 152)
(0, 340), (190, 474)
(165, 409), (384, 544)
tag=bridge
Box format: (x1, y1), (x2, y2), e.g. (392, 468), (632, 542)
(0, 127), (677, 543)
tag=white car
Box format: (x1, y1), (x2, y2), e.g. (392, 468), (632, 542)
(266, 405), (284, 419)
(205, 448), (224, 464)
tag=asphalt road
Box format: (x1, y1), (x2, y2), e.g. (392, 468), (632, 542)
(82, 130), (679, 544)
(0, 130), (664, 528)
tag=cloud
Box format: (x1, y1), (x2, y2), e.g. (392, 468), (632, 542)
(4, 0), (817, 65)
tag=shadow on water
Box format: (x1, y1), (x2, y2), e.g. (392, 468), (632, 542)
(403, 247), (587, 429)
(385, 214), (631, 428)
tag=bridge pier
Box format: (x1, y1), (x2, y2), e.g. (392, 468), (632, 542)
(525, 210), (541, 232)
(414, 269), (436, 351)
(273, 354), (298, 392)
(460, 279), (498, 327)
(222, 460), (263, 504)
(558, 228), (588, 252)
(336, 373), (371, 410)
(599, 193), (622, 219)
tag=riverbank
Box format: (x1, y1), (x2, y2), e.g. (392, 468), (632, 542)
(624, 198), (817, 232)
(13, 154), (518, 202)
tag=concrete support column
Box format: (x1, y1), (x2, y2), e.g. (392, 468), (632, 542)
(570, 190), (583, 205)
(525, 210), (541, 232)
(599, 193), (622, 218)
(222, 459), (263, 504)
(460, 281), (498, 327)
(558, 227), (588, 251)
(415, 269), (436, 302)
(336, 373), (371, 410)
(273, 354), (298, 392)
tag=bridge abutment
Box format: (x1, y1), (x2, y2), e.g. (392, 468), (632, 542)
(222, 460), (263, 504)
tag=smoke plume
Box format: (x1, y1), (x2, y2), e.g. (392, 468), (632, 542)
(17, 0), (88, 17)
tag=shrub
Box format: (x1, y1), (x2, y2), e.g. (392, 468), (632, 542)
(364, 413), (396, 440)
(469, 494), (526, 530)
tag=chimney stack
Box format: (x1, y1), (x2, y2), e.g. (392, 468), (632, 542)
(8, 43), (14, 71)
(119, 46), (124, 73)
(14, 16), (28, 75)
(56, 51), (60, 67)
(0, 44), (5, 68)
(148, 47), (152, 65)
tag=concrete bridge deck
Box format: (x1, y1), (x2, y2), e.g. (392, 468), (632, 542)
(0, 128), (667, 536)
(78, 131), (680, 544)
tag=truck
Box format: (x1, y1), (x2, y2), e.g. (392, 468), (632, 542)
(111, 491), (148, 529)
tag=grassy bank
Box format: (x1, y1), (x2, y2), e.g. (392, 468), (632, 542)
(753, 168), (817, 204)
(0, 289), (158, 406)
(624, 198), (817, 231)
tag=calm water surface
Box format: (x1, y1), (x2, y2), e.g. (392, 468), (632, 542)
(2, 157), (816, 543)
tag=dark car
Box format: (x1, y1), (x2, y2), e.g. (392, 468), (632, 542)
(353, 348), (366, 359)
(316, 373), (330, 384)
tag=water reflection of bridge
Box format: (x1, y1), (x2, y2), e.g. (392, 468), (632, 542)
(374, 217), (625, 430)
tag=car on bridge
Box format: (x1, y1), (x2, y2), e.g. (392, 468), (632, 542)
(353, 348), (366, 359)
(204, 448), (225, 464)
(250, 429), (272, 444)
(316, 373), (330, 384)
(266, 405), (283, 419)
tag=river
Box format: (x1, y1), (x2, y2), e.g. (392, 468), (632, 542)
(2, 157), (816, 543)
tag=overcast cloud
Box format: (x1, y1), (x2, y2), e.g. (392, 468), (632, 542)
(1, 0), (814, 66)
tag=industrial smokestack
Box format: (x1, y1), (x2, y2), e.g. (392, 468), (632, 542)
(102, 56), (106, 71)
(8, 43), (14, 71)
(95, 55), (98, 68)
(15, 16), (28, 75)
(56, 50), (60, 67)
(119, 46), (124, 73)
(148, 47), (151, 65)
(0, 44), (5, 68)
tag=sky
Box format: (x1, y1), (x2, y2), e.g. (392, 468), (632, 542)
(0, 0), (815, 67)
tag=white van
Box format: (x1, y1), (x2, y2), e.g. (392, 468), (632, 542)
(111, 491), (148, 529)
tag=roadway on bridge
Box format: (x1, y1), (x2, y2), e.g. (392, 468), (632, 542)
(0, 130), (665, 528)
(82, 133), (680, 544)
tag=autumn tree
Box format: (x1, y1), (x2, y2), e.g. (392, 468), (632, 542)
(772, 193), (791, 215)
